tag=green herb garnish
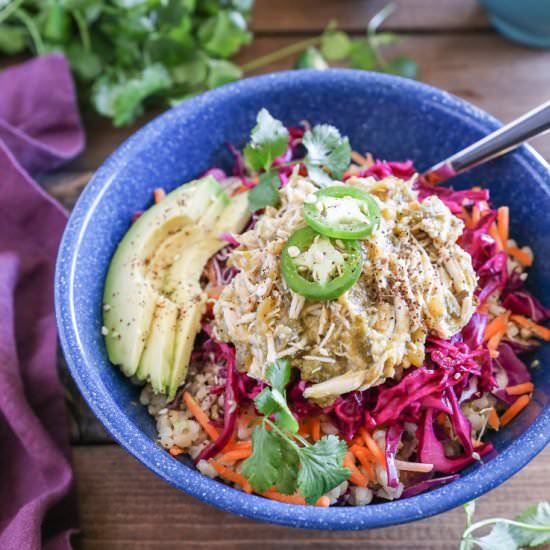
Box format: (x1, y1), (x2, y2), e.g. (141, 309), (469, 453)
(241, 359), (350, 504)
(244, 108), (289, 173)
(460, 500), (550, 550)
(302, 124), (352, 186)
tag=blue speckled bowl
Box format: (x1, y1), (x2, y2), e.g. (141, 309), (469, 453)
(55, 70), (550, 530)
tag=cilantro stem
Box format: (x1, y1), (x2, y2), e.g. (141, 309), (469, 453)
(459, 518), (550, 550)
(366, 3), (396, 71)
(240, 36), (322, 73)
(13, 8), (44, 55)
(263, 418), (302, 449)
(72, 9), (91, 52)
(0, 0), (24, 24)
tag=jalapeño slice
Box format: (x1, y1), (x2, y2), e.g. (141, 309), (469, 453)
(281, 227), (362, 301)
(303, 186), (380, 239)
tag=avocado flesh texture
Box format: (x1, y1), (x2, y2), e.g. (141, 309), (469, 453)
(165, 191), (251, 398)
(102, 176), (225, 377)
(137, 193), (229, 394)
(103, 180), (251, 399)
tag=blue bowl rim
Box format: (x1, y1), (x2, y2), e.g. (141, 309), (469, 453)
(55, 69), (550, 531)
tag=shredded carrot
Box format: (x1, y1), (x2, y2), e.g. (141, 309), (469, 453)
(488, 407), (500, 431)
(487, 334), (502, 358)
(310, 416), (321, 442)
(507, 246), (533, 267)
(219, 448), (252, 464)
(153, 187), (166, 203)
(209, 459), (252, 493)
(262, 490), (305, 505)
(461, 207), (473, 229)
(484, 311), (510, 342)
(169, 445), (184, 457)
(471, 204), (481, 226)
(497, 206), (509, 245)
(350, 445), (375, 479)
(477, 301), (490, 315)
(344, 452), (368, 487)
(489, 223), (504, 252)
(316, 495), (330, 507)
(500, 394), (531, 427)
(230, 184), (248, 197)
(183, 392), (220, 441)
(298, 418), (310, 438)
(351, 151), (369, 166)
(222, 441), (252, 454)
(511, 314), (550, 341)
(394, 459), (433, 473)
(358, 428), (385, 467)
(505, 382), (534, 396)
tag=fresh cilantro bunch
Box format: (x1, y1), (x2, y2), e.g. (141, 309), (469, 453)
(245, 109), (351, 211)
(460, 500), (550, 550)
(242, 4), (417, 80)
(0, 0), (253, 125)
(241, 359), (349, 504)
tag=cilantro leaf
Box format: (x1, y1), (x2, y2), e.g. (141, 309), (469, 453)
(473, 522), (518, 550)
(510, 502), (550, 547)
(275, 438), (300, 495)
(198, 10), (251, 58)
(0, 25), (27, 54)
(296, 435), (349, 504)
(294, 47), (328, 70)
(266, 359), (292, 393)
(270, 389), (299, 433)
(302, 124), (352, 183)
(244, 109), (289, 172)
(92, 64), (172, 126)
(254, 387), (279, 417)
(321, 30), (351, 61)
(241, 425), (282, 493)
(206, 59), (242, 89)
(247, 172), (281, 212)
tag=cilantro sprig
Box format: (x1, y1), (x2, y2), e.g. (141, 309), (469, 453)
(0, 2), (416, 126)
(241, 359), (350, 504)
(460, 500), (550, 550)
(243, 109), (352, 211)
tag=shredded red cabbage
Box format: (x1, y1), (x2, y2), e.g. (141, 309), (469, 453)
(492, 342), (532, 405)
(402, 474), (459, 498)
(218, 231), (240, 247)
(502, 290), (550, 323)
(417, 409), (494, 474)
(194, 337), (238, 464)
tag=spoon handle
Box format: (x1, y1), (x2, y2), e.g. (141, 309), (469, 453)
(423, 99), (550, 184)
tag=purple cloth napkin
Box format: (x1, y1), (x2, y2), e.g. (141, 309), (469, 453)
(0, 54), (84, 550)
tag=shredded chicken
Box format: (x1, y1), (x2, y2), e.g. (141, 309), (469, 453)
(213, 169), (477, 403)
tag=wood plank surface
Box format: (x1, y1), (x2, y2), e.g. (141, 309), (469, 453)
(251, 0), (490, 33)
(55, 33), (550, 175)
(73, 445), (550, 549)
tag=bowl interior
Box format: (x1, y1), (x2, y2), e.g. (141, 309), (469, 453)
(56, 70), (550, 530)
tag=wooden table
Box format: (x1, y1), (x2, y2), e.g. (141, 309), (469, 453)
(44, 1), (550, 547)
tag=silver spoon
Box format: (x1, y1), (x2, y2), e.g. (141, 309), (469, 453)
(422, 99), (550, 185)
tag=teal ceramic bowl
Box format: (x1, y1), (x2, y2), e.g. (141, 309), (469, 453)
(479, 0), (550, 48)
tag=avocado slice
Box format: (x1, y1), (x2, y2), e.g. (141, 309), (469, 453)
(102, 176), (225, 377)
(166, 192), (252, 398)
(103, 179), (251, 399)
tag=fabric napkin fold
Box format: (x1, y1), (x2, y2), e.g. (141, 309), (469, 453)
(0, 53), (84, 550)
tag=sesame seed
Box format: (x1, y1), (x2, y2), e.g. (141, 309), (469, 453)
(101, 326), (109, 336)
(103, 304), (111, 311)
(471, 452), (481, 461)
